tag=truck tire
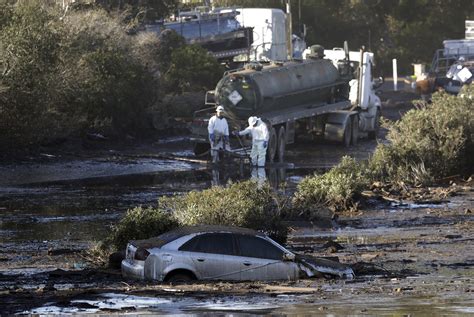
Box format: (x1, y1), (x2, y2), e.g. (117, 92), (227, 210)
(277, 126), (286, 162)
(368, 109), (380, 140)
(267, 127), (277, 163)
(343, 119), (352, 148)
(351, 114), (359, 146)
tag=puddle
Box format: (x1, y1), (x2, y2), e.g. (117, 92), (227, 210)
(26, 292), (286, 315)
(23, 291), (474, 316)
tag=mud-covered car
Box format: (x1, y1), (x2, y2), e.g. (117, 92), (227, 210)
(121, 225), (354, 282)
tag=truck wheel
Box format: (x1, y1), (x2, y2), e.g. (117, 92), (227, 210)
(267, 127), (277, 163)
(277, 126), (286, 162)
(351, 115), (359, 146)
(343, 119), (352, 148)
(368, 109), (381, 140)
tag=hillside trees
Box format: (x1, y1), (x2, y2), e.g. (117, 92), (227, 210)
(0, 1), (222, 149)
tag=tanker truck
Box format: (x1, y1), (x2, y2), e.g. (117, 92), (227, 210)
(190, 44), (382, 163)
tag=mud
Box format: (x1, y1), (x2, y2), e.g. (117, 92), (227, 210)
(1, 89), (473, 315)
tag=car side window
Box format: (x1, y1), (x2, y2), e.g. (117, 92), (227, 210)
(236, 235), (284, 260)
(179, 233), (236, 256)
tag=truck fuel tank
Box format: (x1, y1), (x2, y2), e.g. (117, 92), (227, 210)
(215, 59), (350, 118)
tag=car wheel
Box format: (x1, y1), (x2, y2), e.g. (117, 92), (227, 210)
(166, 272), (196, 284)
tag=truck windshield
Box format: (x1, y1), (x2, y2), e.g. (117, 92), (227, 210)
(216, 75), (257, 111)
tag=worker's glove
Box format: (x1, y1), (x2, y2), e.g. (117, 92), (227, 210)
(232, 130), (239, 136)
(210, 133), (215, 142)
(263, 141), (268, 148)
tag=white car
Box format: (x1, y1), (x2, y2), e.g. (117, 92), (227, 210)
(121, 225), (354, 282)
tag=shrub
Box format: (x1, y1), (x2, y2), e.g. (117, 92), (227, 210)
(164, 44), (224, 94)
(0, 1), (64, 147)
(108, 206), (179, 250)
(370, 90), (474, 185)
(58, 9), (159, 133)
(292, 156), (370, 212)
(160, 180), (288, 243)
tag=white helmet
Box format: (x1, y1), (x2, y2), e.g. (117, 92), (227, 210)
(216, 105), (224, 112)
(248, 116), (258, 126)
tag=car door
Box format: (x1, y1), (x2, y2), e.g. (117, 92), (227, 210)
(235, 234), (299, 281)
(178, 233), (242, 280)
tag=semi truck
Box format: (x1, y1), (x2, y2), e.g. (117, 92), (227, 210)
(190, 44), (382, 163)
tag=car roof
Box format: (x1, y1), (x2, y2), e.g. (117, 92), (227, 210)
(131, 225), (266, 249)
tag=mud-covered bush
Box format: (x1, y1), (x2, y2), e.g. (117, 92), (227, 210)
(370, 89), (474, 185)
(160, 180), (288, 243)
(293, 156), (370, 212)
(108, 206), (179, 250)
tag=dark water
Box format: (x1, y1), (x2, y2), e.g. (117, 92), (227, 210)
(0, 163), (317, 245)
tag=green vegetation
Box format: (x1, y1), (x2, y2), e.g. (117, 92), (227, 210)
(370, 90), (474, 186)
(293, 156), (369, 213)
(107, 180), (288, 250)
(0, 1), (222, 150)
(163, 181), (286, 241)
(108, 206), (179, 250)
(293, 88), (474, 212)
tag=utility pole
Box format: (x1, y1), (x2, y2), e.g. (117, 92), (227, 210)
(286, 0), (292, 60)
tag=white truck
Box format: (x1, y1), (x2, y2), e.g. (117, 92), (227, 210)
(234, 8), (306, 62)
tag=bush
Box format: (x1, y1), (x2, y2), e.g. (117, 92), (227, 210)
(160, 180), (288, 243)
(370, 90), (474, 185)
(164, 44), (224, 94)
(293, 156), (370, 212)
(105, 180), (288, 251)
(108, 206), (179, 250)
(0, 3), (222, 150)
(58, 9), (160, 133)
(0, 1), (64, 147)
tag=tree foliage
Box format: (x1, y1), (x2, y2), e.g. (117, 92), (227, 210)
(216, 0), (474, 74)
(0, 1), (222, 149)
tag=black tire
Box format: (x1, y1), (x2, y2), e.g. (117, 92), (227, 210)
(267, 127), (277, 163)
(166, 272), (196, 284)
(368, 109), (381, 140)
(277, 126), (286, 162)
(343, 119), (352, 148)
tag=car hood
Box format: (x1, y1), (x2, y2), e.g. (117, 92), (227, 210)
(295, 254), (355, 279)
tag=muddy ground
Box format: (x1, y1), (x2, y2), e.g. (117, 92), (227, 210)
(0, 86), (473, 315)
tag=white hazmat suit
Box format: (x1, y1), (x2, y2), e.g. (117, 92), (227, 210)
(208, 106), (229, 163)
(236, 117), (269, 167)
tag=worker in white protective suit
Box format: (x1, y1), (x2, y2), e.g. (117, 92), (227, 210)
(208, 105), (230, 163)
(233, 116), (269, 167)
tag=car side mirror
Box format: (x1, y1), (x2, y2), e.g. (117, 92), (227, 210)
(282, 252), (295, 261)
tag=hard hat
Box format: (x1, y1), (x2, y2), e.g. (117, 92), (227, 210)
(216, 105), (224, 112)
(248, 116), (258, 126)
